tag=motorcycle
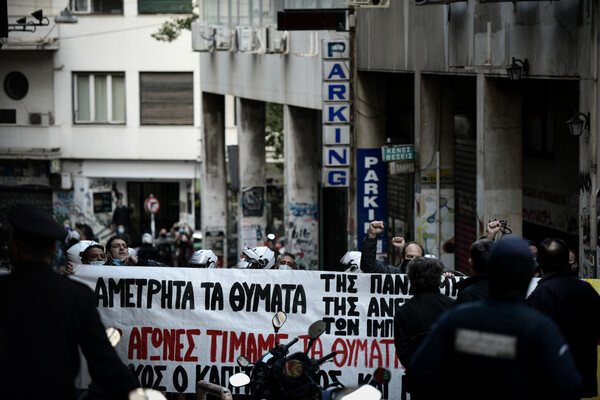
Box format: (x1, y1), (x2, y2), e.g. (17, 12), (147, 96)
(229, 312), (389, 400)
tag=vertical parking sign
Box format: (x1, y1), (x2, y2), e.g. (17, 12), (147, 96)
(356, 149), (387, 251)
(322, 39), (351, 188)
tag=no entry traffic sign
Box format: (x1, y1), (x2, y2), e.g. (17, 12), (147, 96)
(145, 195), (160, 214)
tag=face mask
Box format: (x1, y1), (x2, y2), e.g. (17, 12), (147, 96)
(118, 228), (125, 234)
(181, 236), (187, 242)
(64, 224), (70, 229)
(278, 265), (292, 270)
(90, 261), (105, 265)
(112, 259), (123, 266)
(179, 228), (185, 233)
(160, 234), (167, 238)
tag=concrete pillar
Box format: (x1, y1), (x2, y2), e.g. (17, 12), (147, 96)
(580, 75), (596, 278)
(416, 75), (455, 267)
(201, 92), (228, 265)
(354, 72), (386, 251)
(476, 75), (523, 236)
(237, 98), (267, 252)
(284, 105), (319, 269)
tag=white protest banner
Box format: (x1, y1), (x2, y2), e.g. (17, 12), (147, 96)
(72, 266), (464, 397)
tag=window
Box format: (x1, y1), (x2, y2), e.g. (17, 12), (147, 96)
(138, 0), (191, 14)
(140, 72), (193, 125)
(71, 0), (123, 14)
(74, 72), (125, 124)
(94, 192), (113, 213)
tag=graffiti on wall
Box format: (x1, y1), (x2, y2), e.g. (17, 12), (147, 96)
(286, 202), (318, 270)
(242, 187), (265, 217)
(579, 172), (592, 193)
(415, 192), (455, 269)
(53, 178), (116, 245)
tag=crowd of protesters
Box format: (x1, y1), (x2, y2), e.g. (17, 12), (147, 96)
(2, 203), (600, 399)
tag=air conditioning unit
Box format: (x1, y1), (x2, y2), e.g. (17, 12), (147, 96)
(266, 25), (287, 53)
(29, 112), (52, 125)
(191, 22), (213, 51)
(214, 26), (232, 50)
(236, 26), (254, 52)
(350, 0), (390, 7)
(29, 113), (42, 125)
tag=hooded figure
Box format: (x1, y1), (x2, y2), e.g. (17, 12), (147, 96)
(410, 236), (582, 400)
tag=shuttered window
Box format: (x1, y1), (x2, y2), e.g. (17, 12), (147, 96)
(138, 0), (191, 14)
(139, 72), (194, 125)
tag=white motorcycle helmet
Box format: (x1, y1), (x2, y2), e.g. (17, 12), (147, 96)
(240, 246), (276, 269)
(340, 251), (362, 272)
(66, 240), (99, 264)
(189, 250), (217, 268)
(141, 233), (153, 245)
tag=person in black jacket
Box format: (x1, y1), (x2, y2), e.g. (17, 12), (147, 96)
(0, 204), (140, 399)
(393, 256), (454, 398)
(410, 236), (582, 400)
(360, 220), (424, 274)
(528, 237), (600, 398)
(453, 238), (493, 305)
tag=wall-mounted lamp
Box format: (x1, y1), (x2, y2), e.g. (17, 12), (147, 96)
(506, 57), (529, 81)
(55, 7), (78, 24)
(7, 9), (49, 32)
(565, 111), (590, 137)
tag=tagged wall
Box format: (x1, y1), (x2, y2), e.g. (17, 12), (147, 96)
(287, 202), (319, 270)
(415, 189), (455, 269)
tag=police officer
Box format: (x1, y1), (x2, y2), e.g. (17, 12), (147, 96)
(0, 204), (140, 399)
(410, 236), (582, 400)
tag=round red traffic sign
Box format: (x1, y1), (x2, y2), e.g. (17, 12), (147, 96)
(145, 196), (160, 214)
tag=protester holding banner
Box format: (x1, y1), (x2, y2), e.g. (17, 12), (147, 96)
(410, 236), (582, 399)
(0, 204), (140, 399)
(106, 234), (147, 266)
(360, 220), (424, 274)
(527, 238), (600, 398)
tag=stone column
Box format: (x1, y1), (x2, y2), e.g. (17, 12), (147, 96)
(476, 75), (523, 236)
(416, 75), (455, 267)
(284, 105), (319, 269)
(201, 92), (228, 265)
(237, 98), (267, 252)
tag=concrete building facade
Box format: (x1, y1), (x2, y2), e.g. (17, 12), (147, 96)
(1, 0), (202, 250)
(356, 0), (595, 275)
(197, 0), (597, 274)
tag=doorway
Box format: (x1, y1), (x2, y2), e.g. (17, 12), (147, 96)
(127, 182), (180, 246)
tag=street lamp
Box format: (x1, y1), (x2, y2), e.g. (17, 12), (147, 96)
(506, 57), (529, 81)
(565, 111), (590, 137)
(55, 7), (78, 24)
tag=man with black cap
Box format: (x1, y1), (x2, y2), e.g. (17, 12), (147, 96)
(409, 236), (582, 399)
(0, 204), (140, 399)
(528, 237), (600, 398)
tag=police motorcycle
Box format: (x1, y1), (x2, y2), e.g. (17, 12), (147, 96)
(229, 312), (388, 400)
